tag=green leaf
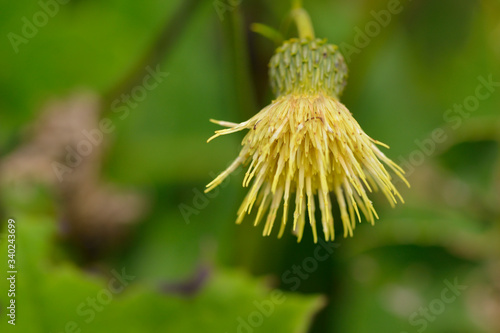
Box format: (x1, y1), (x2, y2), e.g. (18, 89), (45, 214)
(0, 213), (325, 333)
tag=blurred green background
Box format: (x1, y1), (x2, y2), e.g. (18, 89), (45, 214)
(1, 0), (500, 332)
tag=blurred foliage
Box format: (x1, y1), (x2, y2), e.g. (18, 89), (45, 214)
(0, 214), (324, 332)
(1, 0), (500, 332)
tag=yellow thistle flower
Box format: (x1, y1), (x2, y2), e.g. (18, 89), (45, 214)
(206, 12), (409, 242)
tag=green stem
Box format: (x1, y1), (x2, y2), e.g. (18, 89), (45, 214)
(103, 0), (204, 113)
(251, 23), (284, 45)
(223, 5), (257, 118)
(292, 0), (303, 9)
(291, 7), (315, 39)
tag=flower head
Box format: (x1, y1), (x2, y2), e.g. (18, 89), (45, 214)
(206, 38), (409, 242)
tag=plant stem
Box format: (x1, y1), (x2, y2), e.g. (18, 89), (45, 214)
(292, 0), (303, 9)
(223, 6), (258, 118)
(291, 7), (315, 39)
(103, 0), (204, 113)
(251, 23), (284, 45)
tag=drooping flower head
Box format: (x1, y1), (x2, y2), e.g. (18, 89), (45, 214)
(206, 16), (409, 243)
